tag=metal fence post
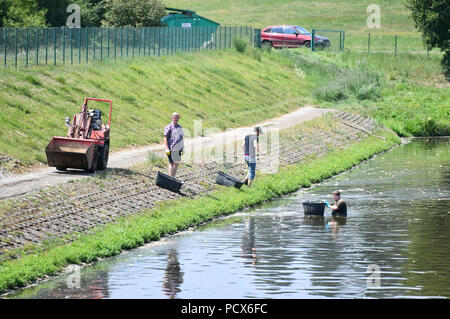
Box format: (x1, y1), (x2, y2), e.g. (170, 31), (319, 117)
(120, 27), (123, 57)
(152, 27), (155, 56)
(3, 28), (6, 67)
(143, 28), (146, 56)
(107, 27), (110, 58)
(311, 28), (315, 51)
(167, 27), (170, 55)
(170, 27), (173, 55)
(114, 27), (117, 59)
(93, 27), (96, 60)
(26, 28), (29, 67)
(78, 28), (81, 64)
(174, 27), (177, 53)
(70, 27), (73, 65)
(62, 27), (66, 64)
(394, 35), (397, 56)
(100, 27), (103, 61)
(158, 27), (161, 56)
(342, 31), (345, 51)
(224, 26), (227, 49)
(126, 27), (129, 57)
(36, 28), (39, 66)
(45, 28), (48, 65)
(86, 27), (89, 63)
(54, 28), (57, 66)
(15, 28), (18, 68)
(132, 27), (135, 57)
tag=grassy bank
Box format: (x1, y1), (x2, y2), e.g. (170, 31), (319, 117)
(0, 49), (309, 166)
(269, 48), (449, 136)
(0, 128), (399, 293)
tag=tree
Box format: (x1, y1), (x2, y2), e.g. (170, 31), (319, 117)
(0, 0), (7, 27)
(103, 0), (166, 27)
(2, 0), (47, 27)
(75, 0), (106, 27)
(405, 0), (450, 80)
(36, 0), (70, 27)
(37, 0), (105, 27)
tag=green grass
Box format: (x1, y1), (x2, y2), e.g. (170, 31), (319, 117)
(268, 48), (450, 136)
(0, 128), (400, 294)
(0, 49), (312, 165)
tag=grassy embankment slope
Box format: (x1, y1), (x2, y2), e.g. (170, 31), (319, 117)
(0, 49), (312, 166)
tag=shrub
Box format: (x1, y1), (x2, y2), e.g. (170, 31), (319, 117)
(313, 63), (380, 102)
(102, 0), (166, 27)
(233, 37), (248, 53)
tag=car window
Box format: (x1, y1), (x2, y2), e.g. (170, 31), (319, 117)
(271, 27), (283, 34)
(284, 27), (297, 35)
(263, 28), (272, 33)
(294, 26), (311, 35)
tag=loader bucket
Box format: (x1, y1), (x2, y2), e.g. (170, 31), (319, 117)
(46, 137), (96, 171)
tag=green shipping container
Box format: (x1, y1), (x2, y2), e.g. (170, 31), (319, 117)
(162, 7), (220, 28)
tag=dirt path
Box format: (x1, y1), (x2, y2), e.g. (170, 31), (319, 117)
(0, 106), (330, 199)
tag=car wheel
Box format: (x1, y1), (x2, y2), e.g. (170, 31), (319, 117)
(304, 41), (311, 48)
(261, 41), (272, 50)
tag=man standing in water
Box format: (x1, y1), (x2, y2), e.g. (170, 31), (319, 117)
(328, 190), (347, 217)
(243, 127), (262, 187)
(164, 112), (184, 177)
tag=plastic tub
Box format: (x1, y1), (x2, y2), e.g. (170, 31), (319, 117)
(215, 171), (244, 189)
(303, 201), (326, 216)
(156, 171), (183, 193)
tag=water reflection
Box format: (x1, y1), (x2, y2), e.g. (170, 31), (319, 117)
(162, 249), (184, 299)
(241, 217), (258, 267)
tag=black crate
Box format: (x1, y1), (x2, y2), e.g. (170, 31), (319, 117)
(156, 171), (183, 193)
(303, 202), (326, 216)
(215, 171), (244, 189)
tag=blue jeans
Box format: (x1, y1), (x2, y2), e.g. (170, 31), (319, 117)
(245, 155), (256, 180)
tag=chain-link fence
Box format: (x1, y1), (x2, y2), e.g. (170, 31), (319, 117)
(0, 26), (261, 68)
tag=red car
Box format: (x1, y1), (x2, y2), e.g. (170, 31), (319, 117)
(261, 25), (330, 48)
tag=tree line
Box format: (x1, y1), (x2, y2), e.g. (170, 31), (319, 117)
(0, 0), (166, 28)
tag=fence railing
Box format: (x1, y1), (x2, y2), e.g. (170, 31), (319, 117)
(1, 26), (435, 68)
(364, 32), (433, 56)
(311, 29), (345, 52)
(0, 26), (262, 68)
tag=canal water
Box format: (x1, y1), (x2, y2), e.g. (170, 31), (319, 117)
(8, 138), (450, 298)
